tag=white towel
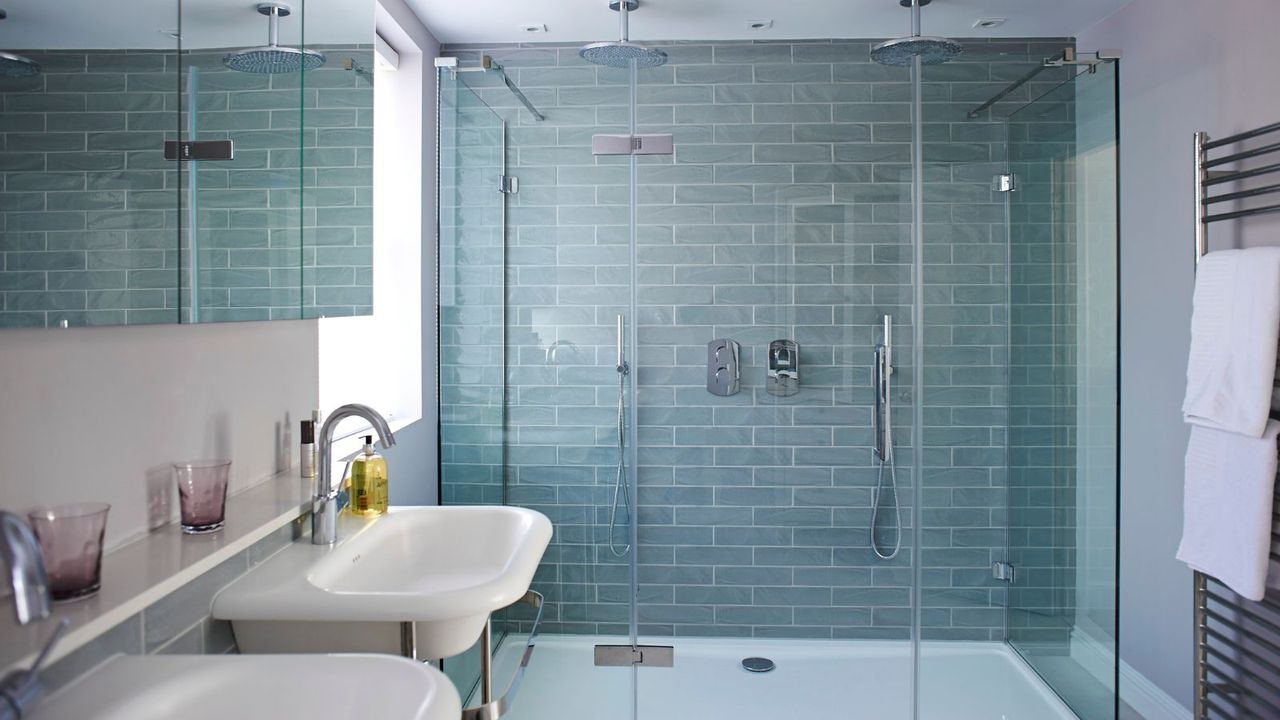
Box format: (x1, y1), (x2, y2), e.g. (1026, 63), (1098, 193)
(1182, 247), (1280, 437)
(1178, 420), (1280, 601)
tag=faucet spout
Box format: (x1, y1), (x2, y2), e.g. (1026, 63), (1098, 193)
(0, 511), (51, 625)
(312, 404), (396, 545)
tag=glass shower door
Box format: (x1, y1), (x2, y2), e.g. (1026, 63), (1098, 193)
(436, 67), (509, 701)
(1003, 61), (1119, 720)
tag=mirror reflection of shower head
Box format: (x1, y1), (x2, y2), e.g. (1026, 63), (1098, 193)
(871, 0), (963, 67)
(0, 10), (41, 77)
(223, 3), (326, 74)
(579, 0), (667, 69)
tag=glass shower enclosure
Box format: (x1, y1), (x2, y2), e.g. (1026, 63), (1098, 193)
(437, 38), (1119, 720)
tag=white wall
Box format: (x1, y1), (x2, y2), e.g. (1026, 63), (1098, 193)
(0, 320), (318, 547)
(1080, 0), (1280, 710)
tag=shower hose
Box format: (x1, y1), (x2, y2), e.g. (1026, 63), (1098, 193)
(608, 353), (632, 557)
(871, 436), (901, 560)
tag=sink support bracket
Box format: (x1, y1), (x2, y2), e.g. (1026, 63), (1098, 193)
(399, 621), (418, 661)
(479, 618), (493, 704)
(459, 590), (545, 720)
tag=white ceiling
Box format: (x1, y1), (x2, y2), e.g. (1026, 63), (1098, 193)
(0, 0), (372, 50)
(405, 0), (1132, 44)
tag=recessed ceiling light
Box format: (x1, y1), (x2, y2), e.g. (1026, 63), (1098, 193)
(519, 23), (547, 33)
(973, 17), (1007, 29)
(747, 19), (773, 30)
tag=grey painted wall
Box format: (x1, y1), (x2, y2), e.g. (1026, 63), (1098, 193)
(1080, 0), (1280, 711)
(439, 38), (1077, 640)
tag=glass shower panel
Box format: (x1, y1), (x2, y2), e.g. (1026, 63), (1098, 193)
(441, 50), (640, 720)
(915, 41), (1120, 720)
(179, 5), (306, 322)
(1004, 61), (1119, 720)
(436, 67), (508, 701)
(629, 40), (917, 717)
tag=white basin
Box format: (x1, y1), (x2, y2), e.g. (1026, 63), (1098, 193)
(28, 654), (461, 720)
(213, 505), (552, 660)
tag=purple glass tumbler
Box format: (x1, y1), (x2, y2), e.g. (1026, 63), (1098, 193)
(27, 502), (110, 601)
(174, 460), (231, 534)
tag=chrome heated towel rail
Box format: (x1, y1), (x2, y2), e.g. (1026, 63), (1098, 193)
(1192, 121), (1280, 720)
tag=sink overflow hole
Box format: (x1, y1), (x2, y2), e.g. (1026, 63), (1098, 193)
(741, 657), (776, 673)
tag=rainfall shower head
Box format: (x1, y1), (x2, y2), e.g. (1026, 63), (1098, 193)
(223, 3), (325, 74)
(871, 0), (963, 67)
(579, 0), (667, 69)
(0, 50), (39, 77)
(0, 10), (40, 77)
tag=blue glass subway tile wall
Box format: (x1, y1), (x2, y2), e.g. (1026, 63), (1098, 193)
(439, 38), (1074, 641)
(0, 47), (373, 327)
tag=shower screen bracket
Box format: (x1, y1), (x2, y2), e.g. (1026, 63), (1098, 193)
(591, 133), (674, 156)
(164, 140), (234, 161)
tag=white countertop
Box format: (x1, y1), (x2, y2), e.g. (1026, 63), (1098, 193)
(0, 470), (314, 675)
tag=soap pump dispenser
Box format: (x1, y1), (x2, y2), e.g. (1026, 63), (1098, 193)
(349, 435), (388, 517)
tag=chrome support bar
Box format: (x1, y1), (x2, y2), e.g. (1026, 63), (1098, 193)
(967, 47), (1120, 119)
(434, 55), (545, 122)
(460, 590), (544, 720)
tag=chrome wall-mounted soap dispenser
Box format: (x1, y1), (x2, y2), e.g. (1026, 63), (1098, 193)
(767, 340), (799, 396)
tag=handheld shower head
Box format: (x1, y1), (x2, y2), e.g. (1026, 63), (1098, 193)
(223, 3), (325, 74)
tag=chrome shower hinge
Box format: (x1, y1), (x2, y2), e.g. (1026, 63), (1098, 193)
(499, 175), (519, 194)
(594, 644), (674, 667)
(591, 133), (675, 156)
(992, 561), (1016, 583)
(992, 173), (1017, 193)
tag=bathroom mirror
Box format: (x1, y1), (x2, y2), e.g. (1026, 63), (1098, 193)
(0, 0), (374, 328)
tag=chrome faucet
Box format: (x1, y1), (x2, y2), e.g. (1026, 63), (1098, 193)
(312, 404), (397, 545)
(1, 510), (69, 720)
(0, 511), (51, 625)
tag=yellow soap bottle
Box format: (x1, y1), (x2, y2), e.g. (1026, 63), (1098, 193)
(349, 435), (388, 517)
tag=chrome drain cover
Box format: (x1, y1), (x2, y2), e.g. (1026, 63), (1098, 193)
(741, 657), (776, 673)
